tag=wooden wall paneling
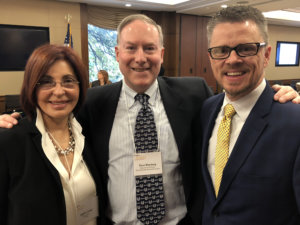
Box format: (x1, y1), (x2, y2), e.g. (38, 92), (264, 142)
(163, 33), (178, 76)
(80, 3), (89, 81)
(179, 14), (197, 76)
(161, 12), (180, 77)
(196, 16), (217, 93)
(143, 11), (180, 77)
(195, 17), (204, 76)
(0, 96), (5, 114)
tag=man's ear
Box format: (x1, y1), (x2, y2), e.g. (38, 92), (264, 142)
(264, 45), (271, 68)
(160, 47), (165, 64)
(115, 46), (119, 62)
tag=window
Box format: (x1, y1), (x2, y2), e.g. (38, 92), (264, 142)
(88, 24), (122, 82)
(275, 41), (300, 66)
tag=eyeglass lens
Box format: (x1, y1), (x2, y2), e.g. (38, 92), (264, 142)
(210, 43), (262, 59)
(37, 78), (79, 89)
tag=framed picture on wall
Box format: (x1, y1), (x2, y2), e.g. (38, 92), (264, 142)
(275, 41), (300, 67)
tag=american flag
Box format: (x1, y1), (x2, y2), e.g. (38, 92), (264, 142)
(64, 23), (73, 48)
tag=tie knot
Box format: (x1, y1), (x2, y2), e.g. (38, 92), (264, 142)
(135, 94), (149, 106)
(224, 104), (236, 118)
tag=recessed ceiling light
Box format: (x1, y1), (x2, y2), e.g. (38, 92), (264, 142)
(263, 10), (300, 22)
(136, 0), (189, 5)
(125, 3), (132, 7)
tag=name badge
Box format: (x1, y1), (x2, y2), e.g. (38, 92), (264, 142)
(133, 151), (163, 176)
(77, 195), (99, 225)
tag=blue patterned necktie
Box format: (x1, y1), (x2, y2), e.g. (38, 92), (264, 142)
(134, 94), (165, 225)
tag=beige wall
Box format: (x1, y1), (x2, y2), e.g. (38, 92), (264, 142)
(0, 2), (300, 95)
(265, 24), (300, 81)
(0, 0), (81, 95)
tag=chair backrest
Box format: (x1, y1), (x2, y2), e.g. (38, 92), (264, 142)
(296, 82), (300, 92)
(5, 95), (21, 113)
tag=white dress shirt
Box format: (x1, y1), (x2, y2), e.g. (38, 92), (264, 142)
(207, 79), (266, 188)
(35, 109), (98, 225)
(107, 79), (187, 224)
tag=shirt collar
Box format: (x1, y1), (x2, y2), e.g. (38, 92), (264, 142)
(35, 108), (47, 134)
(122, 79), (159, 108)
(223, 78), (266, 122)
(35, 108), (81, 134)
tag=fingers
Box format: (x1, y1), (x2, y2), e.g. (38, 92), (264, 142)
(292, 96), (300, 104)
(11, 112), (22, 119)
(272, 84), (281, 92)
(0, 120), (13, 128)
(0, 113), (20, 128)
(272, 85), (299, 103)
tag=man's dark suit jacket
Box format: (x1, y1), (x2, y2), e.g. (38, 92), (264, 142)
(77, 76), (213, 224)
(200, 84), (300, 225)
(0, 117), (107, 225)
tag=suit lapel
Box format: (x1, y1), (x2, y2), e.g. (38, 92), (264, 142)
(158, 78), (197, 198)
(215, 85), (273, 205)
(101, 81), (122, 142)
(157, 78), (185, 152)
(95, 81), (122, 181)
(23, 120), (63, 187)
(201, 95), (224, 200)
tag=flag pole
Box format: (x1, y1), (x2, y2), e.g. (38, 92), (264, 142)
(65, 13), (72, 23)
(64, 13), (73, 48)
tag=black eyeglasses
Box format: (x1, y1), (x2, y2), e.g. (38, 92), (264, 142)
(36, 78), (80, 90)
(208, 42), (266, 60)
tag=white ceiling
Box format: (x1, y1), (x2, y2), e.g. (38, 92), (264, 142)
(58, 0), (300, 27)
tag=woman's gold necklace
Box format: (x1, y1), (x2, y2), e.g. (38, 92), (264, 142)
(47, 122), (75, 155)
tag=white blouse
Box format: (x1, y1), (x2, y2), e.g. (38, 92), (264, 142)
(35, 109), (98, 225)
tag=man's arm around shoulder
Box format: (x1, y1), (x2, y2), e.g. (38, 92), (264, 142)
(0, 112), (21, 129)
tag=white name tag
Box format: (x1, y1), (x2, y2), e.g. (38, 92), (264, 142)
(77, 195), (99, 225)
(133, 151), (163, 176)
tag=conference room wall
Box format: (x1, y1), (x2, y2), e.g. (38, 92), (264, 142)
(265, 24), (300, 81)
(0, 1), (299, 95)
(0, 0), (81, 95)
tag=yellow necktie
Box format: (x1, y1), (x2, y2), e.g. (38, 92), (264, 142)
(215, 104), (236, 196)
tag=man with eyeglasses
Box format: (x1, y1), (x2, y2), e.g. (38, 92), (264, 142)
(193, 5), (300, 225)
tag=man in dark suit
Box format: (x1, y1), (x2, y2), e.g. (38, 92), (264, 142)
(76, 14), (214, 224)
(199, 6), (300, 225)
(79, 76), (211, 224)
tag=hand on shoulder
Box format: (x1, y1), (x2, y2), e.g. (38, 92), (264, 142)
(0, 112), (20, 129)
(272, 84), (300, 104)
